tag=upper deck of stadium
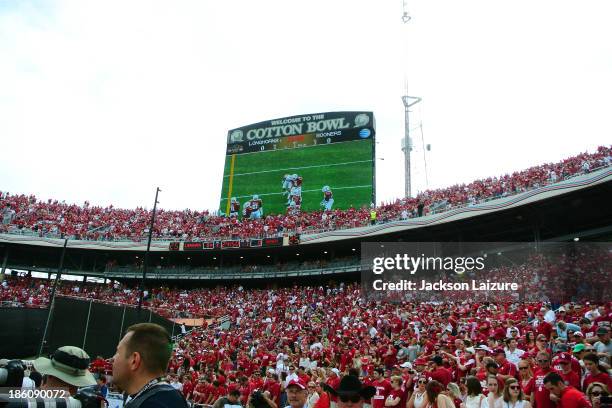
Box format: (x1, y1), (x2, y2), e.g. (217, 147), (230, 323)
(1, 146), (610, 249)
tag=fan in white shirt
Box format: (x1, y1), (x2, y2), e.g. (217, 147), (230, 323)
(284, 366), (299, 387)
(504, 338), (525, 367)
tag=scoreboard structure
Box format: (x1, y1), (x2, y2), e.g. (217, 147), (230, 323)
(219, 111), (376, 217)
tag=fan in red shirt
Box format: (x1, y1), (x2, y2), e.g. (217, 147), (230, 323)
(221, 357), (234, 373)
(182, 375), (195, 400)
(399, 366), (414, 404)
(385, 376), (404, 408)
(579, 319), (597, 339)
(583, 353), (612, 391)
(341, 346), (356, 371)
(371, 368), (392, 408)
(382, 345), (398, 370)
(212, 380), (227, 402)
(313, 386), (330, 408)
(553, 351), (582, 377)
(535, 315), (553, 340)
(193, 377), (210, 405)
(555, 354), (581, 390)
(227, 376), (239, 394)
(543, 372), (590, 408)
(494, 348), (518, 381)
(263, 373), (281, 407)
(239, 377), (251, 405)
(531, 334), (553, 356)
(297, 366), (311, 385)
(426, 356), (452, 387)
(525, 352), (558, 408)
(89, 356), (107, 375)
(443, 349), (475, 383)
(259, 350), (273, 369)
(484, 361), (506, 391)
(326, 368), (342, 403)
(491, 321), (507, 341)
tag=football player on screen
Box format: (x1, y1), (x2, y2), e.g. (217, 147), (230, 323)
(282, 174), (296, 206)
(229, 197), (240, 217)
(242, 201), (252, 219)
(291, 174), (303, 193)
(287, 193), (302, 214)
(320, 186), (334, 211)
(282, 174), (292, 197)
(246, 194), (263, 220)
(286, 174), (303, 207)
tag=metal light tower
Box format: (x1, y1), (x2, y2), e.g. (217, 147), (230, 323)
(138, 187), (161, 310)
(400, 0), (421, 198)
(39, 237), (68, 356)
(402, 96), (421, 198)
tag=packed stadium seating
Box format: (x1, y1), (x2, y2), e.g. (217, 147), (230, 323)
(3, 273), (609, 407)
(1, 146), (610, 242)
(2, 249), (611, 407)
(3, 241), (611, 316)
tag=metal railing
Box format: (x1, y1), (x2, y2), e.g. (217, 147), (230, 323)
(3, 259), (361, 280)
(104, 264), (360, 279)
(54, 294), (203, 319)
(0, 300), (47, 309)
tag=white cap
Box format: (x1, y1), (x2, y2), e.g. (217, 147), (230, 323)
(331, 368), (340, 375)
(400, 362), (412, 368)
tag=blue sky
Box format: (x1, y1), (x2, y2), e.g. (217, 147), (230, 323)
(1, 0), (611, 210)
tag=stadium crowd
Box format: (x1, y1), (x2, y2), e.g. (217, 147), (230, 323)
(91, 286), (611, 408)
(2, 272), (612, 407)
(1, 146), (610, 242)
(3, 244), (610, 315)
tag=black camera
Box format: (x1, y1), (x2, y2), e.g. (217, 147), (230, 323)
(251, 390), (263, 400)
(1, 359), (105, 408)
(250, 390), (269, 408)
(0, 360), (25, 387)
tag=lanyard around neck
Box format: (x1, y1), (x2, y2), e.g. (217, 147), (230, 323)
(129, 377), (164, 403)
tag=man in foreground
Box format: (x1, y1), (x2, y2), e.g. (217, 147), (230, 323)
(112, 323), (188, 408)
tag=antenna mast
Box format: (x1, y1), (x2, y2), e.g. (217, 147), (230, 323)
(401, 0), (421, 198)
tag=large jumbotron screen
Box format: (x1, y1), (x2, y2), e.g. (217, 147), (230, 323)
(219, 111), (376, 217)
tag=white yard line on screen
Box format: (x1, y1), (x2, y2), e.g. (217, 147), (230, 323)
(225, 160), (373, 177)
(220, 185), (371, 201)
